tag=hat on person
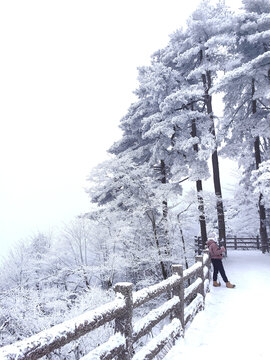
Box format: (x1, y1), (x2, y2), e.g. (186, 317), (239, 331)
(208, 232), (217, 241)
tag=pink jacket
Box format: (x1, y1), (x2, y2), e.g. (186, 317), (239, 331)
(207, 240), (225, 259)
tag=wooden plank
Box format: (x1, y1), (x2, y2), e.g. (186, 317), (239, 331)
(132, 319), (182, 360)
(81, 333), (125, 360)
(183, 262), (201, 281)
(132, 296), (180, 343)
(226, 242), (258, 245)
(133, 274), (180, 308)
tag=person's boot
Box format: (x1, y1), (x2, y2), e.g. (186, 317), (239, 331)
(226, 281), (235, 288)
(213, 281), (221, 287)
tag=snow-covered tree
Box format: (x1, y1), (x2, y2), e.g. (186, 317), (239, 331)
(105, 62), (193, 278)
(155, 28), (210, 247)
(251, 159), (270, 204)
(154, 1), (235, 246)
(216, 0), (270, 252)
(0, 232), (55, 291)
(87, 156), (180, 281)
(181, 1), (234, 246)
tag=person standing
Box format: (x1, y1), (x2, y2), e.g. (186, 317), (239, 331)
(207, 234), (235, 288)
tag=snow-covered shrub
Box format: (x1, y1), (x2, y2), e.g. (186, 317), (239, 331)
(0, 286), (114, 359)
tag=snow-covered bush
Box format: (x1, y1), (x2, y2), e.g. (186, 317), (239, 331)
(0, 286), (114, 359)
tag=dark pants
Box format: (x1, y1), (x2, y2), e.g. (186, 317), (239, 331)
(211, 259), (228, 283)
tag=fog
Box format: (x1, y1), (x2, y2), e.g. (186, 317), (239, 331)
(0, 0), (242, 259)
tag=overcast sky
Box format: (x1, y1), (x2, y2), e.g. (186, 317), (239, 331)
(0, 0), (242, 259)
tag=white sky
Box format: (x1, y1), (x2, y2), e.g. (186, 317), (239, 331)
(0, 0), (242, 258)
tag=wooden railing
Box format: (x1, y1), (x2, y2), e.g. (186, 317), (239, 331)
(0, 252), (211, 360)
(195, 236), (270, 253)
(226, 236), (261, 250)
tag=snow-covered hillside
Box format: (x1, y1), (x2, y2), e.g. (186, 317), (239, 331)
(165, 250), (270, 360)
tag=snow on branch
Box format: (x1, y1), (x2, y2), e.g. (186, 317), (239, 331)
(214, 51), (270, 91)
(247, 29), (270, 43)
(251, 160), (270, 202)
(176, 45), (201, 66)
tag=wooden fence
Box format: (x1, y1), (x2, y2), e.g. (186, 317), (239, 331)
(195, 236), (270, 253)
(0, 252), (211, 360)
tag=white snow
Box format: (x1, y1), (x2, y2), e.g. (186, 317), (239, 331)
(133, 274), (180, 308)
(133, 318), (182, 360)
(164, 250), (270, 360)
(0, 298), (126, 359)
(204, 278), (210, 294)
(184, 278), (202, 299)
(184, 293), (204, 325)
(203, 265), (209, 278)
(183, 262), (201, 279)
(202, 253), (209, 264)
(80, 332), (125, 360)
(133, 296), (180, 339)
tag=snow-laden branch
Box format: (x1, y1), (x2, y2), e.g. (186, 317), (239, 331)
(214, 51), (270, 92)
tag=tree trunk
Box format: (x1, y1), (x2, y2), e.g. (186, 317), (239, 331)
(201, 67), (226, 246)
(147, 210), (169, 280)
(211, 146), (226, 247)
(160, 160), (168, 220)
(178, 220), (191, 286)
(199, 49), (226, 246)
(252, 79), (269, 253)
(160, 159), (171, 277)
(191, 117), (208, 248)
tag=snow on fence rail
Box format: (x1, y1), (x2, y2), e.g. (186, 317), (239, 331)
(0, 252), (211, 360)
(195, 236), (270, 252)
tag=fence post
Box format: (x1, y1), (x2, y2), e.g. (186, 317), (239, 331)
(234, 236), (237, 250)
(194, 236), (198, 255)
(172, 265), (185, 333)
(195, 255), (205, 301)
(203, 249), (211, 284)
(256, 235), (260, 250)
(114, 282), (133, 360)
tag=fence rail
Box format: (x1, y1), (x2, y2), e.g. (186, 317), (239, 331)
(195, 236), (270, 253)
(0, 252), (211, 360)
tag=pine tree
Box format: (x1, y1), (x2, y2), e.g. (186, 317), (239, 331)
(156, 1), (233, 246)
(87, 155), (178, 281)
(216, 0), (270, 252)
(153, 29), (210, 248)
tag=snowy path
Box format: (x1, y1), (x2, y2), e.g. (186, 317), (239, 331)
(164, 251), (270, 360)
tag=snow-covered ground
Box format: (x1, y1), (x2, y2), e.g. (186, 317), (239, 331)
(165, 250), (270, 360)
